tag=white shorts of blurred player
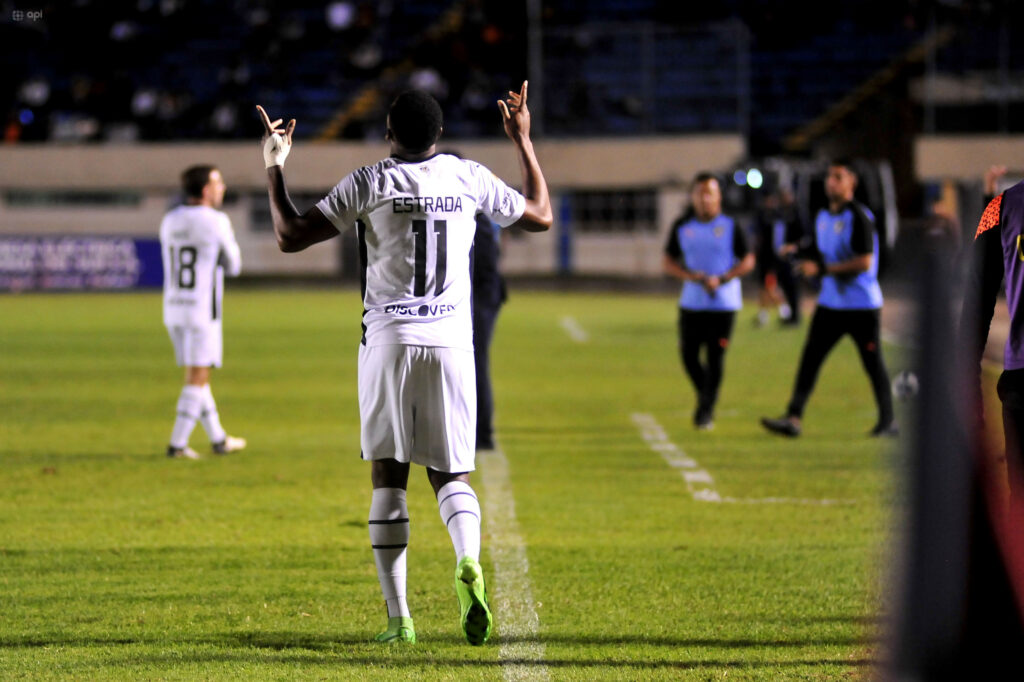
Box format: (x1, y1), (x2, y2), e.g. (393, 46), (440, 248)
(358, 344), (476, 474)
(166, 323), (223, 368)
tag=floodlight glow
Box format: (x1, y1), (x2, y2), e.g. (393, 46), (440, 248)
(747, 168), (764, 189)
(733, 170), (747, 186)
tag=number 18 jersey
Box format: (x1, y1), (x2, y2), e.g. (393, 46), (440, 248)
(160, 205), (242, 328)
(316, 153), (526, 350)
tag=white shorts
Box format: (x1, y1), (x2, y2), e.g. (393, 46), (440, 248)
(167, 323), (223, 368)
(358, 344), (476, 473)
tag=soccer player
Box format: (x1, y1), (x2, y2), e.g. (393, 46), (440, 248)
(662, 172), (755, 430)
(160, 165), (246, 459)
(256, 81), (551, 645)
(963, 171), (1024, 503)
(761, 160), (896, 438)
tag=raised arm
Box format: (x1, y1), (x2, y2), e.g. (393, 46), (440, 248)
(498, 82), (552, 232)
(256, 105), (339, 252)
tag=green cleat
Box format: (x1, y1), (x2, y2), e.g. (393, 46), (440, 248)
(374, 616), (416, 643)
(455, 557), (492, 645)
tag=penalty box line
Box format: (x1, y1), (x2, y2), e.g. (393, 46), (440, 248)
(631, 413), (854, 506)
(478, 447), (550, 681)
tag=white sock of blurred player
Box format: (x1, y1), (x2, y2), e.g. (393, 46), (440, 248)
(436, 481), (481, 562)
(170, 385), (204, 448)
(198, 384), (227, 444)
(369, 488), (411, 618)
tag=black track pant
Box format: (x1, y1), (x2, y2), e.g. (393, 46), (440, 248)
(473, 306), (500, 449)
(786, 306), (894, 425)
(678, 310), (736, 418)
(997, 368), (1024, 502)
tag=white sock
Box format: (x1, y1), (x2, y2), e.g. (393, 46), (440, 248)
(436, 481), (481, 562)
(170, 385), (204, 448)
(198, 384), (227, 444)
(369, 488), (410, 618)
(779, 303), (792, 320)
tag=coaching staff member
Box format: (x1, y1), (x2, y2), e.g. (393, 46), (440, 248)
(761, 160), (896, 438)
(663, 172), (755, 430)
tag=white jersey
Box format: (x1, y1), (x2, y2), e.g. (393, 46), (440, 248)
(316, 153), (526, 350)
(160, 205), (242, 327)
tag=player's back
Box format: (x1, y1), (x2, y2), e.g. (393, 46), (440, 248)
(336, 154), (512, 349)
(160, 204), (239, 327)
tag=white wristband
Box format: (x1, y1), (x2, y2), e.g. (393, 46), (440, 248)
(263, 133), (291, 169)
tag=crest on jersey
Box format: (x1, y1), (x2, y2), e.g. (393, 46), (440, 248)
(834, 220), (844, 234)
(714, 226), (724, 238)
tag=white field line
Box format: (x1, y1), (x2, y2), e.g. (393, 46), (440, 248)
(631, 413), (854, 506)
(478, 448), (549, 681)
(559, 316), (589, 343)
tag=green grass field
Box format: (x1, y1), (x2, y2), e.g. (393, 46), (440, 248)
(1, 288), (915, 680)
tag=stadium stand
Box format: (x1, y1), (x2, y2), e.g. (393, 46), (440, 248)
(1, 0), (946, 150)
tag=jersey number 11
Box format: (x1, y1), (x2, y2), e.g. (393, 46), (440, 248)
(412, 219), (447, 297)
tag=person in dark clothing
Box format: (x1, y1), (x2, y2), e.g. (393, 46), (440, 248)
(471, 212), (505, 450)
(761, 160), (896, 438)
(663, 172), (755, 430)
(962, 172), (1024, 503)
(754, 188), (804, 327)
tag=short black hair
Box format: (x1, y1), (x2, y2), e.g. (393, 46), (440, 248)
(692, 171), (719, 187)
(182, 165), (216, 199)
(388, 90), (443, 153)
(828, 158), (857, 176)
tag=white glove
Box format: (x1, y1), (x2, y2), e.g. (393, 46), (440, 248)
(263, 132), (291, 169)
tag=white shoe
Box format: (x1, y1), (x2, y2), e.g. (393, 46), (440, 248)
(167, 445), (200, 459)
(213, 435), (246, 455)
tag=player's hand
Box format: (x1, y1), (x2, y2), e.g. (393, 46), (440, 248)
(498, 81), (531, 143)
(256, 105), (296, 169)
(703, 275), (721, 293)
(984, 164), (1007, 196)
(795, 260), (819, 278)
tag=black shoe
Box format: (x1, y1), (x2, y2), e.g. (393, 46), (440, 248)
(761, 415), (801, 437)
(693, 406), (714, 429)
(212, 435), (247, 455)
(167, 444), (200, 459)
(869, 422), (899, 438)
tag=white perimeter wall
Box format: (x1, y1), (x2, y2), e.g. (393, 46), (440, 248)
(0, 136), (743, 276)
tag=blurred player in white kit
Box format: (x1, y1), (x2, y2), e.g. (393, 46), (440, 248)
(256, 81), (551, 645)
(160, 164), (247, 459)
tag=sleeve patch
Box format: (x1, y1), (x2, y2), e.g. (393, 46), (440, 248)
(976, 194), (1002, 239)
